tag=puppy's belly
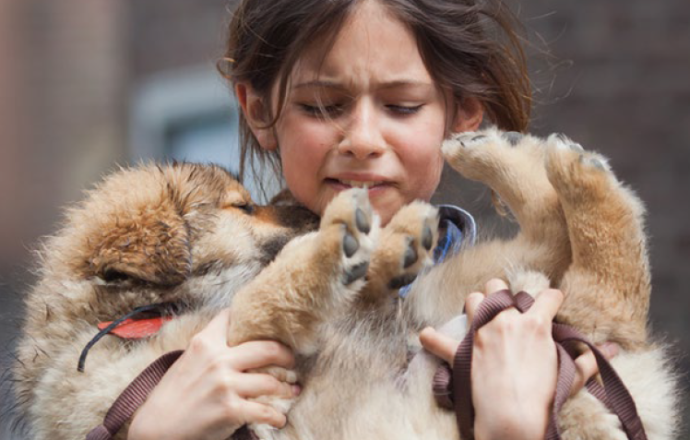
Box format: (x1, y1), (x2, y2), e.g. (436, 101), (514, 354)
(272, 316), (464, 440)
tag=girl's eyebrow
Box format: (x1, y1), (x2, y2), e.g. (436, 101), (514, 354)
(293, 79), (433, 91)
(294, 80), (349, 91)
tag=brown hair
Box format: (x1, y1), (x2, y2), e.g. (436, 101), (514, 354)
(218, 0), (531, 193)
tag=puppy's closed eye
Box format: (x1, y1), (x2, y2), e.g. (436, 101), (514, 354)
(100, 269), (131, 284)
(232, 202), (255, 215)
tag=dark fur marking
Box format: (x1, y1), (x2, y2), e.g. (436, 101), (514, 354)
(388, 273), (417, 290)
(273, 205), (320, 232)
(259, 235), (293, 266)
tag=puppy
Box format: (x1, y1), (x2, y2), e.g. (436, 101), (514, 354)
(12, 130), (680, 439)
(11, 163), (318, 438)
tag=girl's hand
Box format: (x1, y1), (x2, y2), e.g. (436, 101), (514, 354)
(420, 279), (619, 440)
(128, 309), (299, 440)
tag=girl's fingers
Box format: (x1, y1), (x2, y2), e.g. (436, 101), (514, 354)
(597, 341), (620, 360)
(569, 342), (620, 397)
(570, 349), (598, 396)
(195, 308), (232, 344)
(527, 289), (565, 321)
(237, 400), (288, 429)
(228, 340), (296, 371)
(465, 291), (485, 323)
(419, 327), (459, 365)
(234, 373), (299, 399)
(485, 278), (509, 294)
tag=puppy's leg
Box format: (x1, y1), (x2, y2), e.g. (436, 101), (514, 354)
(226, 189), (379, 439)
(545, 140), (679, 440)
(227, 188), (378, 355)
(443, 129), (569, 247)
(357, 201), (439, 307)
(410, 129), (572, 324)
(545, 140), (650, 348)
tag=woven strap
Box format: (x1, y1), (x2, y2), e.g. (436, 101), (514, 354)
(86, 349), (260, 440)
(434, 289), (648, 440)
(86, 350), (183, 440)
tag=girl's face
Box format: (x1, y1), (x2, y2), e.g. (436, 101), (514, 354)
(240, 0), (482, 225)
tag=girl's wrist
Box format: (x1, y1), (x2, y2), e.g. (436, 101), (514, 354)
(474, 405), (548, 440)
(127, 417), (155, 440)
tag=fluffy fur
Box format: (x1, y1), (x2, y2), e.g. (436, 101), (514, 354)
(12, 129), (680, 439)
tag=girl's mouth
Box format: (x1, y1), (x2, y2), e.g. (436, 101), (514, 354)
(325, 178), (391, 193)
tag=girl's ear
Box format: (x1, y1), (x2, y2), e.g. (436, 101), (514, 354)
(451, 97), (484, 133)
(235, 83), (278, 151)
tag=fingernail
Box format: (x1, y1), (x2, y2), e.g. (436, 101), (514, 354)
(292, 384), (302, 396)
(598, 342), (620, 359)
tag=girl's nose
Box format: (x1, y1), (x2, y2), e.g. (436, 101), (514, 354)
(337, 99), (385, 160)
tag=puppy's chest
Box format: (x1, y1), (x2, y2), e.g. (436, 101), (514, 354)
(299, 312), (418, 390)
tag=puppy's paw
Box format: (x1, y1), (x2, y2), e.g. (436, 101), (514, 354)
(544, 132), (648, 224)
(319, 188), (380, 288)
(442, 128), (561, 235)
(442, 128), (544, 183)
(545, 133), (617, 203)
(366, 201), (438, 295)
(248, 366), (299, 439)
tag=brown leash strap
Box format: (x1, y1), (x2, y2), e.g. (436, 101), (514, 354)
(552, 323), (648, 440)
(86, 349), (260, 440)
(436, 289), (648, 440)
(86, 350), (183, 440)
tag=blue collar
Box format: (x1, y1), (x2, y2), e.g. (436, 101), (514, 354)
(434, 204), (476, 264)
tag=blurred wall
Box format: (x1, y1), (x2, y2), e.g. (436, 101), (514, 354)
(1, 0), (688, 438)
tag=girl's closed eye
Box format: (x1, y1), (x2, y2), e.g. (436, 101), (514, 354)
(299, 102), (347, 118)
(299, 102), (422, 118)
(386, 104), (423, 116)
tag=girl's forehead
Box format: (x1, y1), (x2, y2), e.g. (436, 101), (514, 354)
(288, 1), (432, 89)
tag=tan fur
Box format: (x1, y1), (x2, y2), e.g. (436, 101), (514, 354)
(12, 129), (679, 439)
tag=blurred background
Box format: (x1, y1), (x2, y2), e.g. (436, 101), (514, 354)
(0, 0), (688, 438)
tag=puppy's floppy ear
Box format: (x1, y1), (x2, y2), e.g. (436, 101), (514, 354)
(88, 202), (192, 286)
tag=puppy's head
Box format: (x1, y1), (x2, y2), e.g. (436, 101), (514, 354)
(38, 162), (318, 320)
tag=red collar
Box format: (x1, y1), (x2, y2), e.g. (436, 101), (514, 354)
(97, 316), (173, 340)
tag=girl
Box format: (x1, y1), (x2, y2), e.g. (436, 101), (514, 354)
(128, 0), (613, 438)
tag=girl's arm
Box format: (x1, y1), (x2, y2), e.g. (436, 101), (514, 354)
(128, 309), (299, 440)
(420, 279), (618, 440)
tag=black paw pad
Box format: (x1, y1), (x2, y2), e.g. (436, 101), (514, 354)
(343, 231), (359, 258)
(403, 241), (418, 269)
(556, 133), (570, 143)
(568, 142), (584, 152)
(388, 274), (418, 290)
(503, 131), (523, 146)
(343, 261), (369, 285)
(422, 225), (433, 251)
(580, 155), (606, 170)
(355, 208), (370, 234)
